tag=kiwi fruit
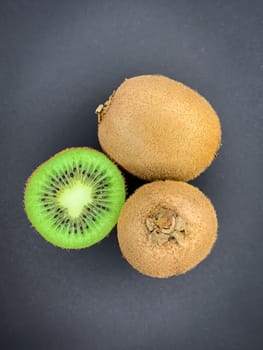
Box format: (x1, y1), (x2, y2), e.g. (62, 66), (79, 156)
(117, 181), (217, 278)
(24, 148), (125, 249)
(96, 74), (221, 181)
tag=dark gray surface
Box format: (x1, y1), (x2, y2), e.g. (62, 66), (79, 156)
(1, 0), (262, 349)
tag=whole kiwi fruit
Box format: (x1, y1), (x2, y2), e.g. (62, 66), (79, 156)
(96, 75), (221, 181)
(24, 148), (125, 249)
(117, 181), (217, 278)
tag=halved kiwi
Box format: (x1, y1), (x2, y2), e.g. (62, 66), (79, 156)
(24, 148), (126, 249)
(97, 74), (221, 182)
(117, 181), (217, 278)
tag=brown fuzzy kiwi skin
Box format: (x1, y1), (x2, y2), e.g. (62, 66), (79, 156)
(97, 75), (222, 182)
(24, 147), (126, 249)
(117, 181), (218, 278)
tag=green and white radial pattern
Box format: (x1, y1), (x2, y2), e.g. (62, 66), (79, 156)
(25, 148), (126, 249)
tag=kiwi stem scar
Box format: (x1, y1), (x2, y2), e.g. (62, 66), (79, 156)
(95, 91), (115, 123)
(57, 181), (93, 218)
(145, 206), (189, 246)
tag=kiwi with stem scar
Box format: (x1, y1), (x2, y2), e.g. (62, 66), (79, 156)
(117, 181), (217, 278)
(24, 148), (126, 249)
(97, 75), (221, 182)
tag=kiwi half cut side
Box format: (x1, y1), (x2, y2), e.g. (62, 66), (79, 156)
(24, 148), (126, 249)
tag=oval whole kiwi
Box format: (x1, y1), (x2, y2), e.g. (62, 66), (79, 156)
(117, 181), (217, 278)
(97, 75), (221, 181)
(24, 148), (125, 249)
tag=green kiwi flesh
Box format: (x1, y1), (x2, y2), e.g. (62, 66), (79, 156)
(24, 148), (126, 249)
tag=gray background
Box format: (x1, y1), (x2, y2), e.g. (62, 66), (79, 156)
(0, 0), (262, 349)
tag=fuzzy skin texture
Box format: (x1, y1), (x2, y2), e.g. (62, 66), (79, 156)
(97, 75), (221, 181)
(117, 181), (218, 278)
